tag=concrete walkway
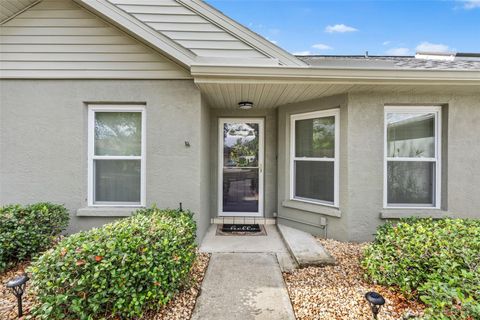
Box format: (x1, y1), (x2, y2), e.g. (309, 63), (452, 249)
(200, 224), (287, 253)
(192, 225), (296, 319)
(191, 253), (296, 320)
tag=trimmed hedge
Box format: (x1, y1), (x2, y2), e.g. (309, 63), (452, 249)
(0, 202), (69, 272)
(362, 218), (480, 319)
(28, 207), (197, 319)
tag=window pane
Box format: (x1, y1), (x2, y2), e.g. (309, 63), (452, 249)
(387, 113), (435, 158)
(223, 123), (259, 167)
(94, 160), (141, 203)
(387, 161), (435, 205)
(95, 112), (142, 156)
(295, 116), (335, 158)
(295, 160), (334, 203)
(223, 168), (259, 212)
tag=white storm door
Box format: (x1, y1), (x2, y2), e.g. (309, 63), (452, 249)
(218, 118), (264, 217)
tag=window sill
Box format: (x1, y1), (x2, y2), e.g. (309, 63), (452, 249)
(76, 207), (144, 217)
(282, 200), (341, 217)
(380, 209), (450, 219)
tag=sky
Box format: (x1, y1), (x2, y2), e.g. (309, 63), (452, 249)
(206, 0), (480, 56)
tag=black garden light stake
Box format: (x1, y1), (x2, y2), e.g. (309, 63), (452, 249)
(6, 274), (29, 318)
(365, 291), (385, 319)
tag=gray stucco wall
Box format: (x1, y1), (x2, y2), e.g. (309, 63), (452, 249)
(209, 108), (277, 219)
(347, 91), (480, 241)
(0, 80), (211, 241)
(277, 90), (480, 242)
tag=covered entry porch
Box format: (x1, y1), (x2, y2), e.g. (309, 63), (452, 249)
(193, 62), (478, 242)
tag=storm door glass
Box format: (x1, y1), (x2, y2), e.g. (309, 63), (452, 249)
(221, 121), (262, 214)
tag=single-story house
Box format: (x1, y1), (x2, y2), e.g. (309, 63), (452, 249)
(1, 0), (479, 242)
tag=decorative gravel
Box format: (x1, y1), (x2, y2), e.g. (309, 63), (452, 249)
(0, 253), (210, 320)
(283, 239), (425, 320)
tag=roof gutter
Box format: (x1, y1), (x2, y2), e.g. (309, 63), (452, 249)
(191, 65), (480, 85)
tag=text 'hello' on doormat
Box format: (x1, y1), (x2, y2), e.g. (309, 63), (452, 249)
(216, 224), (267, 236)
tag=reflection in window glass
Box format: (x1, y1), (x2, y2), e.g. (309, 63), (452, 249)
(94, 160), (141, 203)
(295, 161), (334, 203)
(387, 113), (434, 158)
(387, 161), (435, 205)
(95, 112), (142, 156)
(295, 116), (335, 158)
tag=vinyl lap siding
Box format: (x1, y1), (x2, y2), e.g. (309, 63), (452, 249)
(108, 0), (270, 59)
(0, 0), (190, 79)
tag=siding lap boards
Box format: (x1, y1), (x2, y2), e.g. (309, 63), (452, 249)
(0, 0), (190, 79)
(108, 0), (270, 59)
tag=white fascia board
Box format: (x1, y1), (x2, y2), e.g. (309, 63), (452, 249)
(177, 0), (306, 67)
(76, 0), (196, 68)
(191, 65), (480, 85)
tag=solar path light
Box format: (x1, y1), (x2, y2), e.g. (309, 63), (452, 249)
(6, 274), (29, 318)
(365, 291), (385, 319)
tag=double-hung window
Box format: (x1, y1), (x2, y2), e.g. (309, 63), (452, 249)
(88, 105), (146, 206)
(384, 106), (441, 208)
(290, 109), (339, 207)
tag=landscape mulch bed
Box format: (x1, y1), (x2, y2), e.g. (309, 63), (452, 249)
(0, 253), (210, 320)
(283, 239), (425, 320)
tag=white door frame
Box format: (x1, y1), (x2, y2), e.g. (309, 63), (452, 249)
(218, 118), (264, 217)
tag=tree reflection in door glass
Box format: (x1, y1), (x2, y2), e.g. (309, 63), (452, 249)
(223, 123), (259, 167)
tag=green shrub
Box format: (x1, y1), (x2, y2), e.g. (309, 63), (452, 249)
(362, 218), (480, 319)
(0, 202), (69, 272)
(28, 207), (197, 319)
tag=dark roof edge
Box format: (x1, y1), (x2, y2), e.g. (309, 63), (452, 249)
(295, 55), (415, 58)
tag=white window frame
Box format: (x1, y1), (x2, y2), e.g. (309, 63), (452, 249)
(290, 109), (340, 208)
(383, 106), (441, 209)
(87, 104), (146, 207)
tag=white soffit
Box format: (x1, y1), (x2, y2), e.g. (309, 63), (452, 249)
(197, 82), (480, 109)
(0, 0), (39, 24)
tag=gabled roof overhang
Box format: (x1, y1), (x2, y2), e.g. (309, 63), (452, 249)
(75, 0), (196, 68)
(176, 0), (306, 67)
(74, 0), (305, 69)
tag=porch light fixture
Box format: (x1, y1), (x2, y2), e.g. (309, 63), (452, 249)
(6, 274), (29, 318)
(238, 101), (253, 110)
(365, 291), (385, 319)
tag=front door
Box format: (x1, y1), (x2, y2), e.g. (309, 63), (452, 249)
(218, 118), (264, 217)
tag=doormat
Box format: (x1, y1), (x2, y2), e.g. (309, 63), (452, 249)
(216, 224), (267, 236)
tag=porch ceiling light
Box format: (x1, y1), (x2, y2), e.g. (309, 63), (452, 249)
(238, 101), (254, 110)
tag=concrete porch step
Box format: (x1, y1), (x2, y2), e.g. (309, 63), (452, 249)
(278, 224), (336, 267)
